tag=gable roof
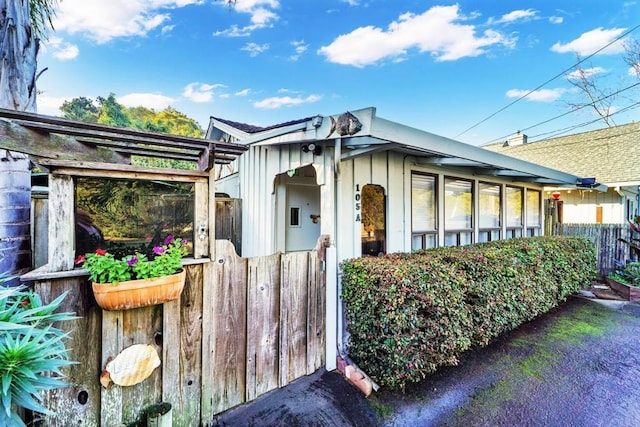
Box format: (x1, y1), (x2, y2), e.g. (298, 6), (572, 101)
(483, 121), (640, 186)
(207, 107), (606, 191)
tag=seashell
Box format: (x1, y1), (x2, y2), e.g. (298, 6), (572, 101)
(104, 344), (161, 387)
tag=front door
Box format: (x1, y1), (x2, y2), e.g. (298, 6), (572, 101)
(285, 184), (321, 252)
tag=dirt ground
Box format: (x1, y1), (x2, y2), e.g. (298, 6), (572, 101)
(212, 293), (640, 427)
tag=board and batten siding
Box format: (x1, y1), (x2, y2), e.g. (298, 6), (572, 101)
(238, 142), (334, 258)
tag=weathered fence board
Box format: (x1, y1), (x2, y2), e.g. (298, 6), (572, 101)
(31, 240), (326, 426)
(246, 253), (281, 401)
(554, 223), (631, 277)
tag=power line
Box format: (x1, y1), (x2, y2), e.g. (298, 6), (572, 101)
(455, 22), (640, 139)
(482, 80), (640, 145)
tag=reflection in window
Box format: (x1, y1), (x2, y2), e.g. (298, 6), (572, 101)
(526, 190), (541, 236)
(75, 177), (194, 258)
(444, 177), (473, 246)
(479, 182), (501, 242)
(411, 173), (437, 249)
(361, 184), (386, 256)
(506, 186), (523, 238)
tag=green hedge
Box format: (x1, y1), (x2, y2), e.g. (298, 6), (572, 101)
(340, 236), (596, 389)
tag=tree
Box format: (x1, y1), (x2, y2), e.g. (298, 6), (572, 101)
(60, 96), (99, 122)
(565, 39), (640, 127)
(0, 0), (57, 286)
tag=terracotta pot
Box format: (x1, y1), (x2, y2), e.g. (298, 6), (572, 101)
(92, 269), (186, 311)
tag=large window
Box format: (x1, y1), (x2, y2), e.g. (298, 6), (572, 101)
(506, 186), (523, 238)
(411, 173), (437, 249)
(479, 182), (501, 242)
(444, 177), (473, 246)
(526, 190), (542, 236)
(75, 177), (194, 258)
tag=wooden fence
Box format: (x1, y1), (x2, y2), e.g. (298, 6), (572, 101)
(32, 239), (325, 426)
(554, 223), (632, 277)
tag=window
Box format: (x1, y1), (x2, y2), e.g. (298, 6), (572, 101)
(506, 186), (523, 238)
(361, 185), (386, 256)
(526, 190), (541, 236)
(479, 182), (501, 242)
(444, 177), (473, 246)
(411, 173), (437, 249)
(75, 177), (194, 258)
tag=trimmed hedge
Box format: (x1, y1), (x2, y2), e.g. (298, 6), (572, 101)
(340, 236), (596, 389)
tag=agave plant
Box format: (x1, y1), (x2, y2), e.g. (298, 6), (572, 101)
(0, 275), (77, 427)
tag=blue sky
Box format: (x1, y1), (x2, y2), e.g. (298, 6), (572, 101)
(36, 0), (640, 146)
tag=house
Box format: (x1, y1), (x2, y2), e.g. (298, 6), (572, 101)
(206, 106), (605, 372)
(483, 122), (640, 224)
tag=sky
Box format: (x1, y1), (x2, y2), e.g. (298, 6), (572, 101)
(35, 0), (640, 146)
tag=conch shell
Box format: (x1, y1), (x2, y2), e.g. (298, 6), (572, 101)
(101, 344), (161, 387)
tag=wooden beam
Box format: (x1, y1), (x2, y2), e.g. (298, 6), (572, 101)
(0, 118), (129, 163)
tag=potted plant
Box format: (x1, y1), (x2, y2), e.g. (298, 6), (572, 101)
(75, 235), (189, 310)
(0, 276), (76, 427)
(607, 262), (640, 301)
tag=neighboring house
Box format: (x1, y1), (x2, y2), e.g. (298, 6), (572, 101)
(206, 106), (604, 366)
(483, 122), (640, 224)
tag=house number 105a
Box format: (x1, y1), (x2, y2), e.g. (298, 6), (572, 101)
(355, 184), (361, 222)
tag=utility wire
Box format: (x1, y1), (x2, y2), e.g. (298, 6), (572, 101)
(482, 80), (640, 145)
(455, 22), (640, 139)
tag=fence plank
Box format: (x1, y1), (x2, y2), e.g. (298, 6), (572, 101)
(211, 240), (248, 414)
(279, 252), (309, 387)
(121, 305), (163, 424)
(555, 223), (632, 277)
(306, 250), (326, 374)
(246, 253), (281, 401)
(35, 278), (101, 427)
(101, 310), (124, 425)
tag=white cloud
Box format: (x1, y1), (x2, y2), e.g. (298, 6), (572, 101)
(549, 16), (563, 24)
(118, 92), (175, 110)
(36, 95), (71, 116)
(551, 27), (627, 56)
(235, 89), (251, 96)
(565, 66), (607, 80)
(43, 37), (79, 60)
(241, 42), (269, 56)
(52, 0), (204, 43)
(318, 5), (515, 67)
(214, 0), (279, 37)
(253, 94), (322, 109)
(341, 0), (359, 5)
(289, 40), (309, 61)
(182, 82), (225, 103)
(506, 88), (566, 102)
(487, 9), (538, 25)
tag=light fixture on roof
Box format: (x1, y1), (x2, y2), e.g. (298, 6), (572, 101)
(312, 115), (323, 128)
(577, 177), (596, 188)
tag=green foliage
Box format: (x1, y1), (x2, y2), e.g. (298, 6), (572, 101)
(77, 235), (188, 284)
(340, 236), (596, 389)
(0, 285), (76, 427)
(609, 262), (640, 286)
(60, 96), (99, 123)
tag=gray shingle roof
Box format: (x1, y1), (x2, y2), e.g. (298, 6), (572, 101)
(483, 122), (640, 184)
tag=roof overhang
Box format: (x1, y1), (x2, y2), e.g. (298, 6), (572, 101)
(209, 107), (608, 191)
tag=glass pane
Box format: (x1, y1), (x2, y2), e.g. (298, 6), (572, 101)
(412, 173), (436, 231)
(527, 190), (541, 226)
(506, 186), (523, 227)
(445, 178), (472, 229)
(75, 177), (194, 258)
(479, 182), (501, 228)
(361, 185), (386, 256)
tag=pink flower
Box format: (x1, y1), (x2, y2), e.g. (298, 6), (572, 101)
(127, 257), (138, 266)
(153, 246), (166, 255)
(164, 235), (175, 245)
(95, 248), (107, 256)
(74, 254), (86, 265)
